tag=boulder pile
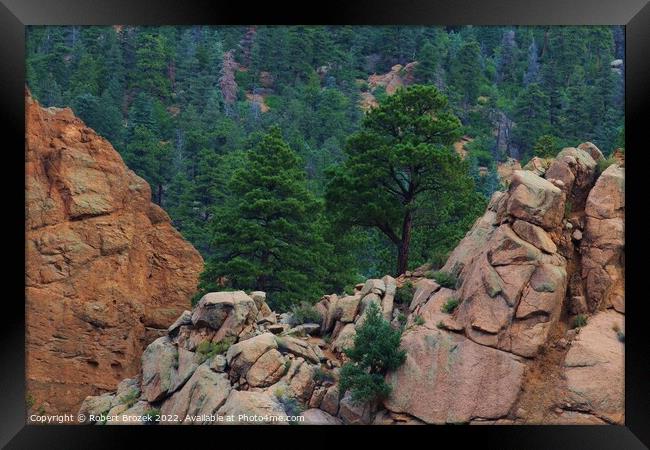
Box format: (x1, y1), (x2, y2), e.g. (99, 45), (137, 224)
(79, 284), (400, 425)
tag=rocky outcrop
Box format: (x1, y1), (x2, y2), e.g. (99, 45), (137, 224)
(76, 141), (623, 426)
(25, 92), (204, 415)
(385, 142), (624, 425)
(79, 290), (342, 424)
(360, 62), (418, 110)
(580, 164), (625, 312)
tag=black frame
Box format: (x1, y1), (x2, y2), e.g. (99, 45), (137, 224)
(2, 0), (649, 448)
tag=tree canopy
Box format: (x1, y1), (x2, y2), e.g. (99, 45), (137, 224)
(326, 85), (485, 275)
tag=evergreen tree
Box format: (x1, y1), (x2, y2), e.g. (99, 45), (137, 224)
(414, 41), (438, 84)
(200, 127), (329, 311)
(132, 30), (171, 99)
(511, 82), (551, 159)
(449, 40), (483, 110)
(326, 85), (482, 275)
(339, 302), (406, 405)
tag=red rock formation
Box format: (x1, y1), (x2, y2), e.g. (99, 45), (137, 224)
(25, 92), (204, 415)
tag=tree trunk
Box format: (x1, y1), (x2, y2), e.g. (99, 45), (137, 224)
(396, 210), (413, 275)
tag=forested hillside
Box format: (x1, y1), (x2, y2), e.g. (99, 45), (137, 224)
(26, 25), (625, 309)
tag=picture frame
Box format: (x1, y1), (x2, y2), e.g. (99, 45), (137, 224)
(2, 0), (648, 447)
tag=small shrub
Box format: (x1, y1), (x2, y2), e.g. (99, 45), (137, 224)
(424, 270), (436, 279)
(26, 393), (35, 410)
(597, 156), (618, 175)
(572, 314), (588, 328)
(196, 337), (235, 364)
(289, 302), (322, 326)
(564, 200), (573, 219)
(342, 284), (356, 296)
(373, 85), (388, 102)
(394, 282), (415, 305)
(429, 251), (450, 269)
(532, 134), (560, 159)
(397, 312), (407, 327)
(37, 405), (46, 416)
(191, 291), (203, 307)
(275, 390), (304, 423)
(414, 315), (425, 326)
(441, 297), (460, 314)
(436, 321), (444, 329)
(322, 333), (332, 344)
(433, 271), (458, 289)
(121, 389), (139, 408)
(313, 367), (335, 384)
(282, 360), (292, 376)
(339, 302), (406, 405)
(143, 408), (160, 425)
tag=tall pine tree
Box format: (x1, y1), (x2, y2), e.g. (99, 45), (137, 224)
(200, 127), (329, 310)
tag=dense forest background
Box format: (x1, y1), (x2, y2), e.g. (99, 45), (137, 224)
(26, 25), (625, 309)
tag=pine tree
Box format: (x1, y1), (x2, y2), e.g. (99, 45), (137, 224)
(326, 85), (483, 275)
(200, 127), (328, 311)
(449, 40), (483, 110)
(132, 30), (171, 100)
(511, 82), (551, 159)
(414, 41), (438, 84)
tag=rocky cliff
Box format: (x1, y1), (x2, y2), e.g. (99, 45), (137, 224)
(25, 91), (204, 416)
(77, 141), (624, 425)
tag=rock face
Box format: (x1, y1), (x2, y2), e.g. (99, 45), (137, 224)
(580, 164), (625, 312)
(25, 92), (204, 415)
(562, 310), (624, 423)
(387, 143), (624, 425)
(385, 328), (525, 424)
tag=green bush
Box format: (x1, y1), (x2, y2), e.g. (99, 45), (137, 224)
(289, 302), (322, 326)
(394, 282), (415, 305)
(196, 337), (235, 363)
(597, 156), (618, 175)
(441, 297), (460, 314)
(143, 408), (161, 425)
(274, 389), (304, 423)
(313, 367), (336, 384)
(339, 302), (406, 405)
(433, 271), (458, 289)
(264, 95), (282, 109)
(121, 389), (140, 408)
(532, 134), (561, 159)
(436, 321), (445, 329)
(414, 315), (425, 326)
(564, 200), (573, 219)
(572, 314), (588, 328)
